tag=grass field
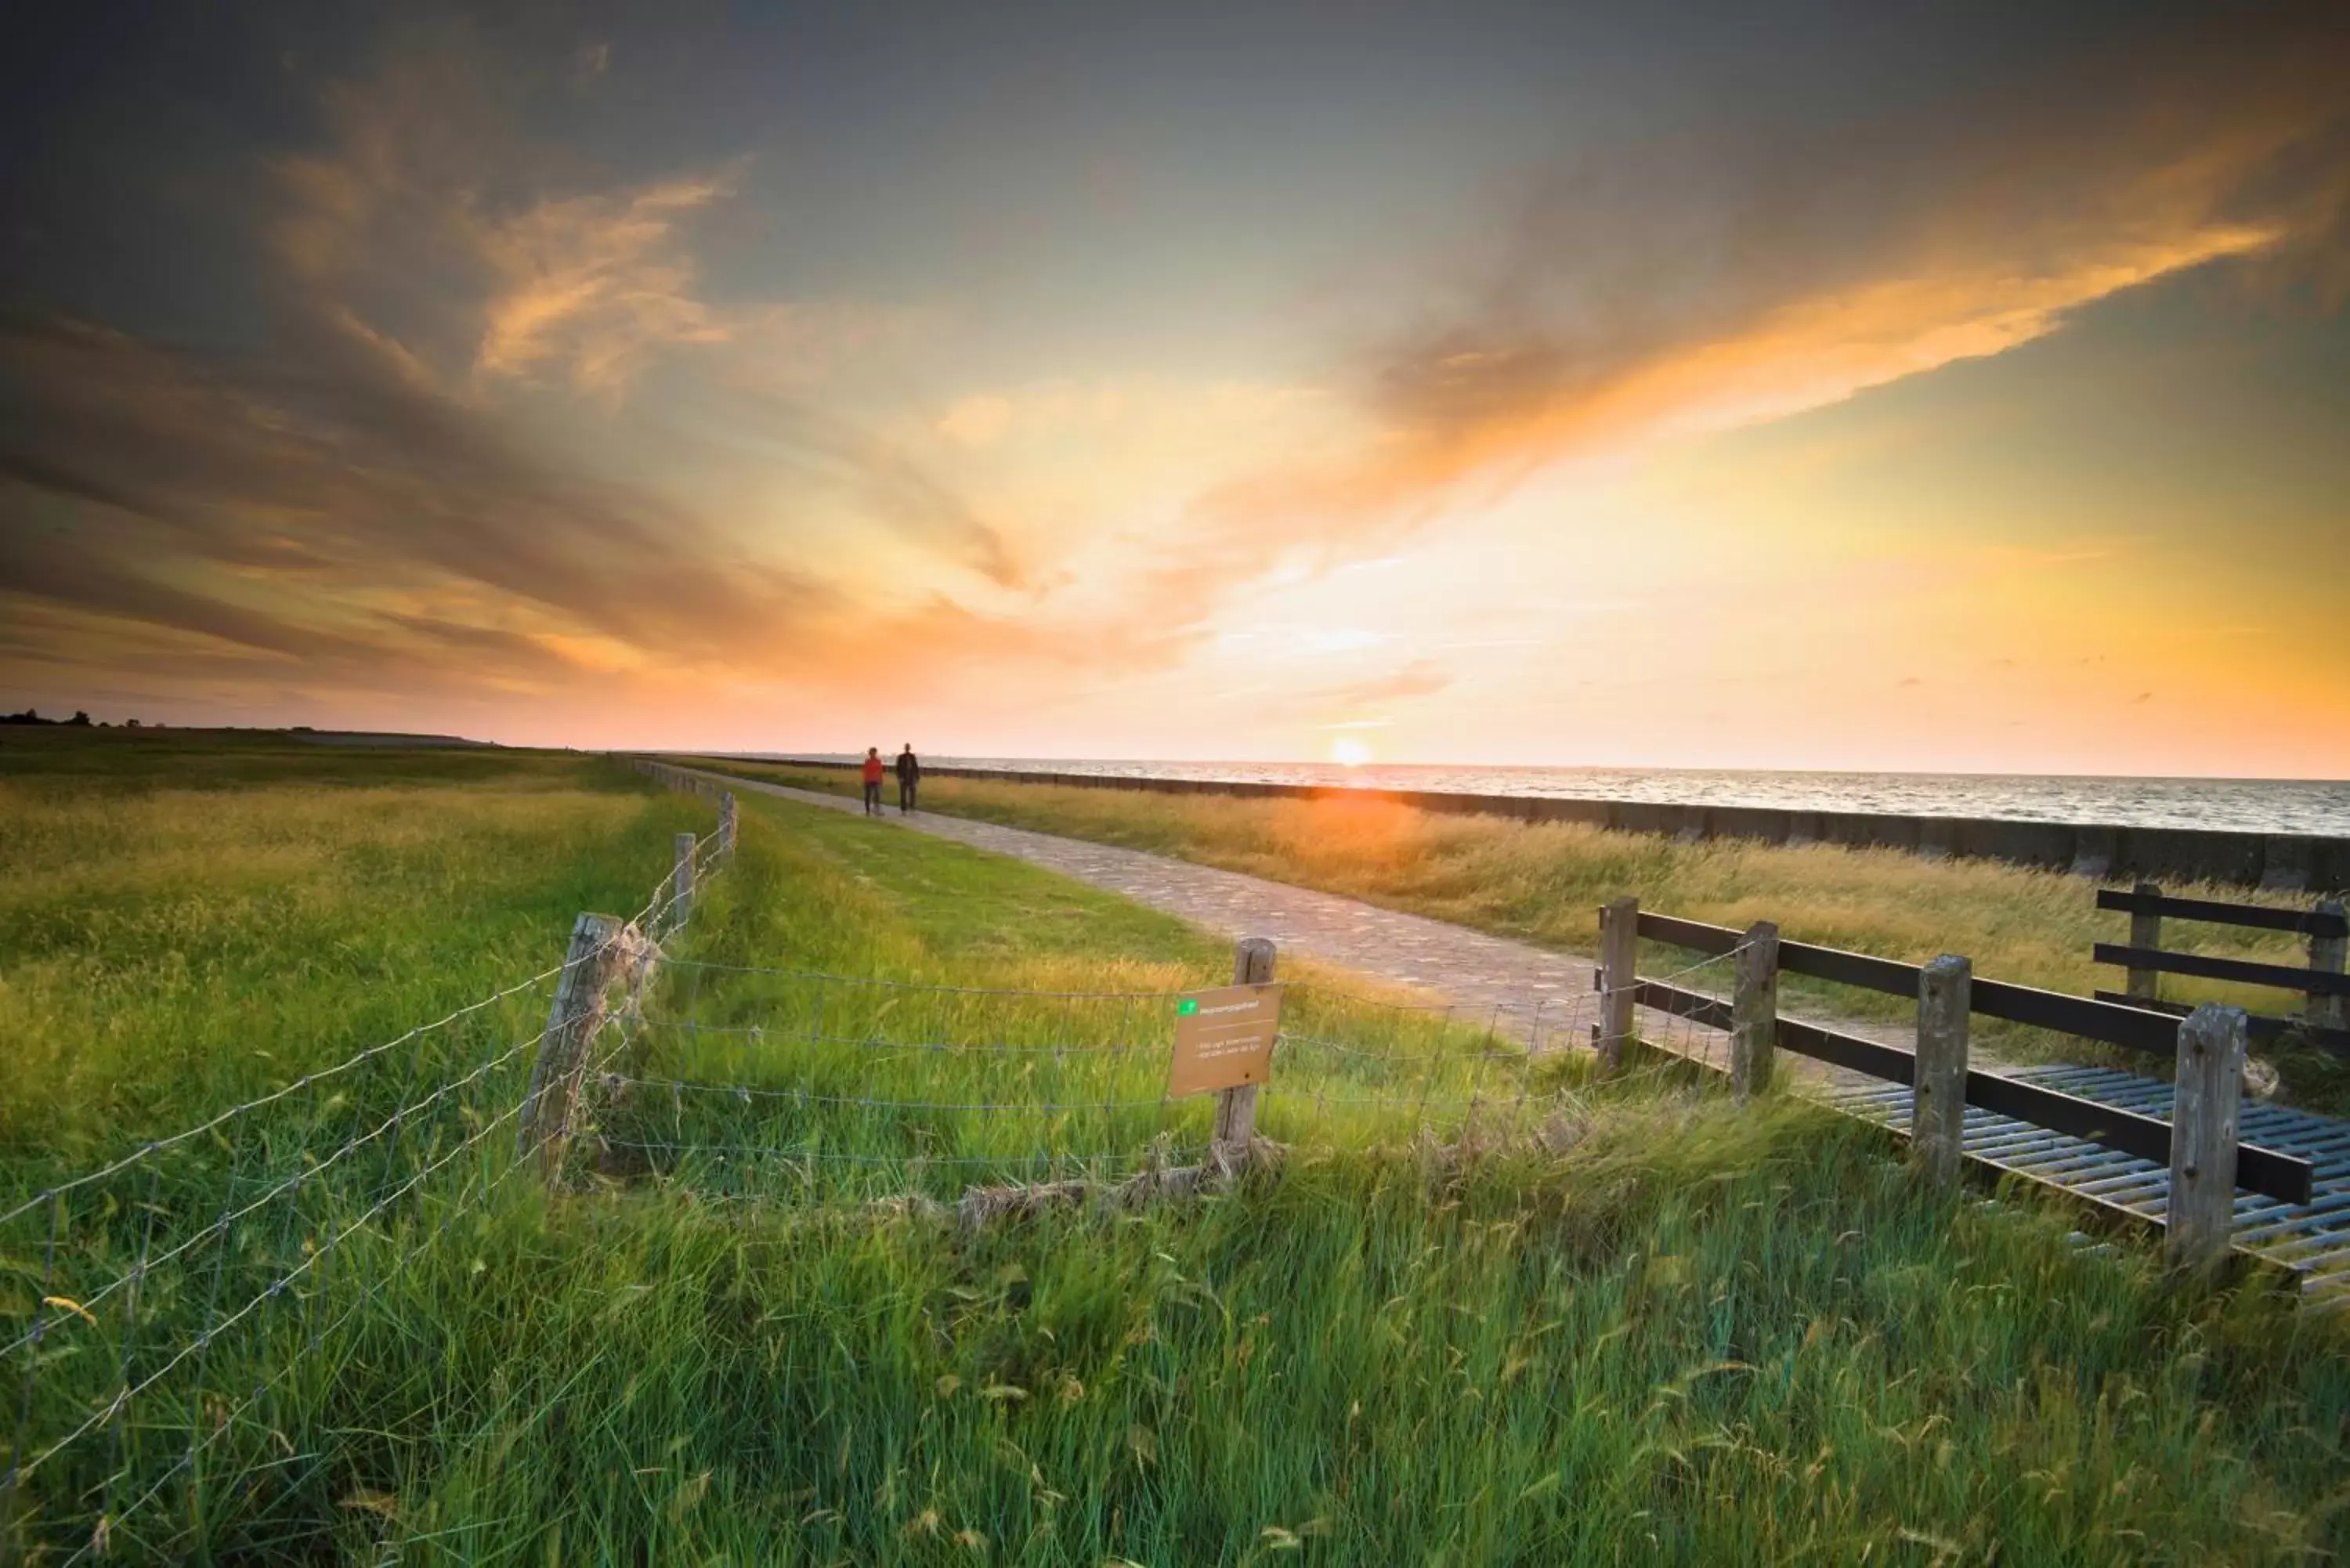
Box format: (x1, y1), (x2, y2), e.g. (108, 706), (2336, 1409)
(6, 733), (2350, 1563)
(695, 760), (2350, 1104)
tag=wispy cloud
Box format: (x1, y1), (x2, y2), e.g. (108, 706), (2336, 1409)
(1175, 9), (2350, 591)
(472, 173), (743, 398)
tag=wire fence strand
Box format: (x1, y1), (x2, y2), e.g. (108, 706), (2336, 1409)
(6, 763), (1754, 1559)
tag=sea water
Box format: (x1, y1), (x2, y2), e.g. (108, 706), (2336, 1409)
(771, 757), (2350, 837)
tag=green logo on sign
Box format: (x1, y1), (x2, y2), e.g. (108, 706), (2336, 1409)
(1177, 999), (1199, 1016)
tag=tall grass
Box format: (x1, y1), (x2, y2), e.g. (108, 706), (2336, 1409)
(6, 739), (2350, 1562)
(703, 761), (2350, 1104)
(0, 742), (707, 1169)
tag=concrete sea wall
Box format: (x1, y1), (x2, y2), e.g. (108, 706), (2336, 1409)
(742, 758), (2348, 894)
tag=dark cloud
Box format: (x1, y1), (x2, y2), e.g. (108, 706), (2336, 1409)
(1362, 5), (2350, 468)
(0, 9), (1030, 712)
(3, 1), (2345, 732)
(0, 310), (843, 680)
(1105, 4), (2350, 650)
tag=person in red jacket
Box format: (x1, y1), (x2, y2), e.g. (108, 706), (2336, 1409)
(860, 747), (884, 815)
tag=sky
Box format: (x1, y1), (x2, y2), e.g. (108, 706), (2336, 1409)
(2, 1), (2346, 775)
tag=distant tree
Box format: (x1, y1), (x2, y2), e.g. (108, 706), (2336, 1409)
(125, 717), (142, 728)
(69, 710), (91, 726)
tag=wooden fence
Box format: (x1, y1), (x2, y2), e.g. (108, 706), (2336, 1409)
(2092, 883), (2349, 1056)
(1600, 901), (2316, 1272)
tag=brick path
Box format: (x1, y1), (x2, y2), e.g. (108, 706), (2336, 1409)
(694, 768), (1909, 1066)
(685, 768), (2350, 1294)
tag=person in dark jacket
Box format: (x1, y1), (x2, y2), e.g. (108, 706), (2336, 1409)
(895, 744), (920, 814)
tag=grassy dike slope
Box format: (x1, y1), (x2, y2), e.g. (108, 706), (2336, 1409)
(696, 761), (2348, 1102)
(2, 736), (2346, 1561)
(346, 789), (2350, 1563)
(0, 731), (709, 1165)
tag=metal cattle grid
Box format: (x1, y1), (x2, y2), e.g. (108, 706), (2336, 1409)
(1823, 1064), (2350, 1301)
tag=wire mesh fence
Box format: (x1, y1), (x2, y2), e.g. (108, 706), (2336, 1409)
(565, 941), (1749, 1208)
(2, 781), (1747, 1560)
(0, 825), (722, 1563)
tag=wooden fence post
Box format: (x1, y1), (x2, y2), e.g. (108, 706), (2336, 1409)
(1730, 921), (1779, 1100)
(2310, 898), (2347, 1034)
(1596, 897), (1638, 1074)
(721, 791), (739, 862)
(2167, 1003), (2249, 1274)
(517, 913), (629, 1177)
(1914, 955), (1971, 1190)
(671, 831), (696, 931)
(2127, 882), (2163, 1003)
(1212, 937), (1277, 1161)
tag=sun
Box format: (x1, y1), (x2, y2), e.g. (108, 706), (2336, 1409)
(1330, 735), (1373, 768)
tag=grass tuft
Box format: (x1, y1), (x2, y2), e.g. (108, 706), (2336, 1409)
(2, 735), (2348, 1561)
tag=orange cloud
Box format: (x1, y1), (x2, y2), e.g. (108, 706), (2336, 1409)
(472, 175), (744, 397)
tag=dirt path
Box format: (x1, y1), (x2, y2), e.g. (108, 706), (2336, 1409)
(693, 768), (1952, 1078)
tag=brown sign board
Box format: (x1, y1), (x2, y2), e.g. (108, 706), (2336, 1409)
(1166, 983), (1284, 1097)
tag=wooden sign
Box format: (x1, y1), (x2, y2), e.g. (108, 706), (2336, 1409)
(1166, 983), (1283, 1097)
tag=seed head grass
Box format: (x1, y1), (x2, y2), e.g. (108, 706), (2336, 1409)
(3, 735), (2348, 1562)
(704, 760), (2350, 1108)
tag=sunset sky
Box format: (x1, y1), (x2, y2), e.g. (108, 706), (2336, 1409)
(2, 2), (2346, 775)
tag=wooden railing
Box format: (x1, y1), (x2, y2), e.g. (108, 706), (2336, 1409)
(1606, 902), (2316, 1270)
(2091, 883), (2349, 1055)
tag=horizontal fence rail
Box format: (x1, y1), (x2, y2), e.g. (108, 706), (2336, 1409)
(1636, 912), (2184, 1058)
(2092, 881), (2349, 1057)
(2095, 887), (2348, 939)
(2093, 945), (2350, 999)
(1633, 977), (2313, 1205)
(2088, 992), (2350, 1054)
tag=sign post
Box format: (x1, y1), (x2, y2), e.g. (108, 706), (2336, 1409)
(1168, 982), (1282, 1098)
(1170, 938), (1280, 1160)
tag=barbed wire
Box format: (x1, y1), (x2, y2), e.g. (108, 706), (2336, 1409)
(2, 836), (707, 1232)
(22, 950), (669, 1563)
(3, 800), (710, 1561)
(51, 1081), (564, 1567)
(0, 1024), (549, 1366)
(0, 964), (566, 1232)
(9, 756), (1752, 1558)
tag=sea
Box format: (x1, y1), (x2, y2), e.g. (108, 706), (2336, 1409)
(765, 757), (2350, 838)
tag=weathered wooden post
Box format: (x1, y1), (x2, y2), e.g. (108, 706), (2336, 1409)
(2308, 898), (2346, 1034)
(1596, 896), (1638, 1073)
(1914, 955), (1971, 1190)
(1212, 937), (1277, 1161)
(2126, 882), (2163, 1003)
(671, 831), (696, 931)
(517, 913), (629, 1177)
(1730, 920), (1779, 1100)
(2167, 1003), (2249, 1274)
(721, 791), (739, 862)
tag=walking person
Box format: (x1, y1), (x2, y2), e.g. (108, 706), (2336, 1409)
(860, 746), (884, 815)
(895, 743), (920, 814)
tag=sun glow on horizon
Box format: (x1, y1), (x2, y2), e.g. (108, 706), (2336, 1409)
(1331, 735), (1374, 768)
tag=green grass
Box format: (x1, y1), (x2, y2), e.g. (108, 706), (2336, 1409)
(0, 733), (707, 1169)
(6, 734), (2350, 1563)
(694, 759), (2350, 1104)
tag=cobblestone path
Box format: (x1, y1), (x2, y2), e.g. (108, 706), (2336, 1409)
(692, 767), (1932, 1067)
